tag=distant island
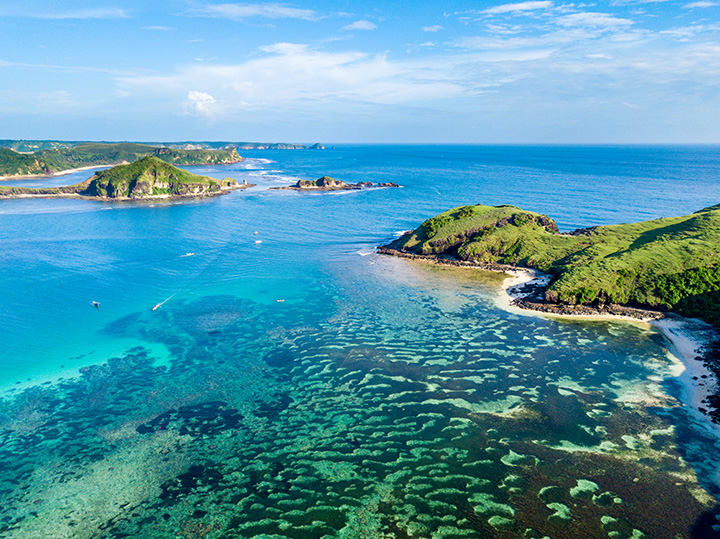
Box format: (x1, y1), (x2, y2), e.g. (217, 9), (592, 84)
(380, 203), (720, 326)
(164, 141), (324, 151)
(270, 176), (400, 191)
(0, 140), (325, 153)
(0, 142), (242, 179)
(0, 140), (325, 178)
(0, 156), (252, 200)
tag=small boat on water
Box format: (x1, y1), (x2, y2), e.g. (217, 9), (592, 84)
(181, 252), (195, 257)
(152, 303), (161, 311)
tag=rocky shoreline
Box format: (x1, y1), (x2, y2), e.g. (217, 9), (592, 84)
(377, 245), (666, 321)
(0, 182), (255, 201)
(378, 243), (720, 425)
(0, 156), (255, 201)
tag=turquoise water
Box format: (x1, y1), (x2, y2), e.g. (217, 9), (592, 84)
(1, 145), (720, 538)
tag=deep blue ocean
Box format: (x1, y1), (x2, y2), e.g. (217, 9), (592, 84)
(1, 145), (720, 538)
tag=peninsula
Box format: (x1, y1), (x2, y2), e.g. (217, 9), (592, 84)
(0, 142), (242, 179)
(0, 156), (252, 200)
(271, 176), (400, 191)
(379, 203), (720, 325)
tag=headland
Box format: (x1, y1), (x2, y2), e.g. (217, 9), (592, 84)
(379, 203), (720, 422)
(0, 156), (253, 201)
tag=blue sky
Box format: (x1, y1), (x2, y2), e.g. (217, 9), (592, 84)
(1, 1), (719, 143)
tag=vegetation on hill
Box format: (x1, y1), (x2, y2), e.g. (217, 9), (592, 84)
(0, 143), (242, 177)
(0, 140), (79, 152)
(386, 204), (720, 324)
(0, 156), (244, 200)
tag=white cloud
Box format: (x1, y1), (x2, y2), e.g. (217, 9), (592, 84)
(423, 25), (444, 32)
(119, 47), (465, 112)
(482, 1), (553, 15)
(191, 3), (320, 21)
(186, 91), (216, 115)
(556, 12), (634, 27)
(143, 26), (176, 31)
(342, 20), (377, 31)
(660, 24), (720, 40)
(684, 1), (718, 7)
(259, 42), (309, 54)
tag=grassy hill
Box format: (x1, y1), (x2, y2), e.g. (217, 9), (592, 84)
(0, 140), (79, 152)
(0, 143), (242, 177)
(0, 156), (243, 200)
(385, 204), (720, 324)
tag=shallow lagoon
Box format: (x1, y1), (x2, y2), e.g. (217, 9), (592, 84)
(1, 145), (720, 538)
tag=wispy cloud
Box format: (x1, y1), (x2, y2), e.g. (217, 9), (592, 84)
(0, 58), (134, 75)
(482, 1), (553, 15)
(118, 45), (465, 114)
(190, 3), (320, 21)
(423, 25), (444, 32)
(143, 26), (176, 31)
(556, 12), (634, 27)
(660, 23), (720, 40)
(259, 42), (309, 54)
(342, 20), (377, 31)
(684, 1), (718, 7)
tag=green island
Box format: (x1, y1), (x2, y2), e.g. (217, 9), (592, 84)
(0, 142), (242, 178)
(380, 203), (720, 326)
(0, 156), (252, 200)
(271, 175), (400, 191)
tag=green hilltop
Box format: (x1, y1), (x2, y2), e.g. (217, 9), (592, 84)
(384, 203), (720, 325)
(0, 142), (242, 178)
(0, 156), (247, 200)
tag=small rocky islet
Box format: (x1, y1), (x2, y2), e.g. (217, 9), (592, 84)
(270, 175), (400, 191)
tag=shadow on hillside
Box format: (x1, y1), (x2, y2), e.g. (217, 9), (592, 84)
(692, 507), (720, 538)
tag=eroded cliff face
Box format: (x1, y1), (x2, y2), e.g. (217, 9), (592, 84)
(78, 175), (238, 199)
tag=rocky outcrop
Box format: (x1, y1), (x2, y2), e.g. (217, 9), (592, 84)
(270, 176), (400, 191)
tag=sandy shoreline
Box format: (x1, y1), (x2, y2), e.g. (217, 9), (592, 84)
(381, 250), (720, 430)
(498, 268), (718, 431)
(0, 164), (113, 181)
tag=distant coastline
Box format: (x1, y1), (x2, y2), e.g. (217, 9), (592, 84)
(0, 164), (114, 181)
